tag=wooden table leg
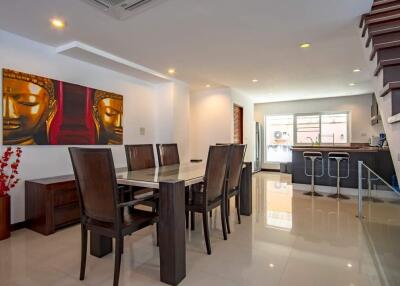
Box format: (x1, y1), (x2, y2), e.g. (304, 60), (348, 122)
(90, 232), (112, 258)
(159, 180), (186, 285)
(240, 162), (253, 216)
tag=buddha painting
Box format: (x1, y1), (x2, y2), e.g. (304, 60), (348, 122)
(2, 69), (57, 145)
(92, 90), (123, 145)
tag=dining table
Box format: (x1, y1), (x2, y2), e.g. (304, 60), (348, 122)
(89, 161), (253, 286)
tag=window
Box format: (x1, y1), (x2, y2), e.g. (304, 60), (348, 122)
(264, 115), (294, 163)
(295, 115), (320, 144)
(321, 113), (348, 144)
(294, 112), (349, 145)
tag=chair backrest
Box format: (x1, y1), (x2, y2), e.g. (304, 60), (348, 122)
(69, 148), (118, 223)
(227, 144), (247, 191)
(125, 144), (156, 171)
(156, 143), (180, 166)
(204, 145), (230, 202)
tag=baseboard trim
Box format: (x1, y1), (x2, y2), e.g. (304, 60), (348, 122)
(11, 221), (27, 231)
(261, 168), (280, 173)
(293, 183), (398, 199)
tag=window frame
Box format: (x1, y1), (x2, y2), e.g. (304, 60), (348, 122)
(294, 111), (350, 145)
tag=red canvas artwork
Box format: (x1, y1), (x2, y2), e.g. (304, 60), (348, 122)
(2, 69), (123, 145)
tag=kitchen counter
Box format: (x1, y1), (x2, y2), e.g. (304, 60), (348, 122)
(291, 145), (394, 188)
(290, 145), (390, 153)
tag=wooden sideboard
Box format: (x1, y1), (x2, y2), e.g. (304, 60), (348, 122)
(25, 175), (80, 235)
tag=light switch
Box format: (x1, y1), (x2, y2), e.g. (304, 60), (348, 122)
(140, 127), (145, 136)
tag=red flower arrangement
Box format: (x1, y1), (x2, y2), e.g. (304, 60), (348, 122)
(0, 147), (22, 197)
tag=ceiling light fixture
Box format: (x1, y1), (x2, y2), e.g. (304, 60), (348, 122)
(349, 82), (356, 86)
(252, 79), (259, 83)
(347, 263), (353, 268)
(168, 68), (176, 75)
(206, 84), (211, 88)
(269, 263), (275, 268)
(353, 68), (361, 73)
(50, 18), (65, 29)
(300, 43), (311, 48)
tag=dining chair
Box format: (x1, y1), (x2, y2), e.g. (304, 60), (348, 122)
(69, 148), (159, 286)
(156, 143), (195, 229)
(186, 145), (230, 254)
(156, 143), (180, 166)
(124, 144), (158, 204)
(125, 144), (156, 171)
(224, 144), (246, 234)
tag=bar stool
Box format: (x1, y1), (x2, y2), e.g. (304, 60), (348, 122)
(327, 152), (350, 200)
(303, 151), (324, 196)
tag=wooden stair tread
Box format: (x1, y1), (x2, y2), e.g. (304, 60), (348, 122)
(370, 39), (400, 60)
(379, 81), (400, 97)
(371, 3), (400, 14)
(373, 0), (399, 7)
(363, 9), (400, 38)
(367, 24), (400, 47)
(366, 7), (400, 20)
(374, 57), (400, 75)
(360, 14), (368, 29)
(388, 113), (400, 123)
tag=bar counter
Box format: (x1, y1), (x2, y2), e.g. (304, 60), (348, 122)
(291, 145), (394, 188)
(291, 145), (390, 153)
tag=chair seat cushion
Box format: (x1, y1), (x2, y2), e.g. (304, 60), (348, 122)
(187, 189), (222, 210)
(87, 209), (158, 236)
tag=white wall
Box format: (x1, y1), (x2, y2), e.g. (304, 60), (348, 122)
(155, 82), (191, 162)
(190, 88), (255, 165)
(255, 94), (384, 169)
(0, 30), (187, 223)
(190, 88), (233, 161)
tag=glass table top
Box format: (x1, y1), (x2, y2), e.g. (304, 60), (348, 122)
(116, 162), (206, 188)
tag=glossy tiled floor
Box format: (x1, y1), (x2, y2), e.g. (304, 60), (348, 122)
(0, 172), (382, 286)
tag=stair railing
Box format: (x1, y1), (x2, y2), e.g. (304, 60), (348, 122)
(357, 160), (399, 218)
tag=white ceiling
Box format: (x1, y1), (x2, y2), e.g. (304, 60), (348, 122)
(0, 0), (374, 102)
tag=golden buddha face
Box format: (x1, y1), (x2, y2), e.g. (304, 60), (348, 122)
(96, 97), (123, 144)
(3, 78), (50, 144)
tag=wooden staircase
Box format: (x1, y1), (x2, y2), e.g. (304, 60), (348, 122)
(361, 0), (400, 124)
(360, 0), (400, 179)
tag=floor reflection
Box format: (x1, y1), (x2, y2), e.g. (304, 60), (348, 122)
(0, 171), (384, 286)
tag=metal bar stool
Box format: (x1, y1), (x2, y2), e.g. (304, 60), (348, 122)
(327, 152), (350, 200)
(303, 151), (324, 196)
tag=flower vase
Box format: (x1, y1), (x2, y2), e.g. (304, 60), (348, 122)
(0, 194), (10, 240)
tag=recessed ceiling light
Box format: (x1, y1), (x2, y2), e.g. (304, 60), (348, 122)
(353, 68), (361, 73)
(206, 84), (211, 88)
(252, 79), (259, 83)
(347, 263), (353, 268)
(349, 82), (356, 86)
(168, 68), (176, 75)
(269, 263), (275, 268)
(300, 43), (311, 48)
(50, 18), (65, 29)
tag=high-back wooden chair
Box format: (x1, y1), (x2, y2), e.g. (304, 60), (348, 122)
(224, 144), (246, 233)
(186, 145), (230, 254)
(69, 148), (158, 286)
(125, 144), (156, 171)
(124, 144), (158, 209)
(156, 143), (180, 166)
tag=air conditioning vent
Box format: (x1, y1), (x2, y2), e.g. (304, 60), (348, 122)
(81, 0), (167, 20)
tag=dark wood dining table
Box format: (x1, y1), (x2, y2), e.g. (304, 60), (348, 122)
(90, 161), (253, 286)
